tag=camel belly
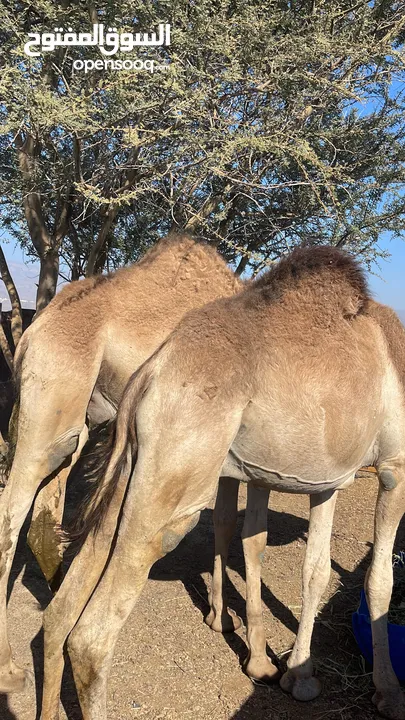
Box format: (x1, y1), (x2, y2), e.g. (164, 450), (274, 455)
(221, 388), (382, 494)
(221, 446), (356, 494)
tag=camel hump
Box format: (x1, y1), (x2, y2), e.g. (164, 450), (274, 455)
(252, 245), (370, 318)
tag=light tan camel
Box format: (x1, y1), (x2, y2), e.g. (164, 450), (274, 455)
(0, 234), (242, 693)
(40, 245), (405, 720)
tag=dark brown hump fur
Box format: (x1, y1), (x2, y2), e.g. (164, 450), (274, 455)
(251, 245), (370, 316)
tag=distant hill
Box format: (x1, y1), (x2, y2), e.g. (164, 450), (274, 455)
(0, 260), (38, 311)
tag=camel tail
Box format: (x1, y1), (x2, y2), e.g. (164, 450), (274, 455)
(68, 362), (154, 544)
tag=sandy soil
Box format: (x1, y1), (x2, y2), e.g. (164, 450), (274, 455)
(2, 471), (405, 720)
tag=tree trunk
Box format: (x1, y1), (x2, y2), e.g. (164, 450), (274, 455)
(86, 205), (118, 277)
(16, 133), (67, 312)
(0, 246), (23, 349)
(36, 248), (60, 314)
(0, 324), (13, 372)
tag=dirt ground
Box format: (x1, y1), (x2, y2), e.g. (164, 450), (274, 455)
(2, 470), (405, 720)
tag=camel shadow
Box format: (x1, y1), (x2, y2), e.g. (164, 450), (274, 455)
(149, 504), (306, 666)
(228, 511), (405, 720)
(13, 506), (308, 719)
(5, 460), (405, 719)
(0, 507), (82, 720)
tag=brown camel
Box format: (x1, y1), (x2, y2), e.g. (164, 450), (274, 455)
(40, 245), (405, 720)
(0, 234), (242, 693)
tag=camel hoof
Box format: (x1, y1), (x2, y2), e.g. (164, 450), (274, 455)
(205, 608), (242, 633)
(372, 690), (405, 720)
(244, 654), (280, 684)
(0, 662), (32, 693)
(280, 669), (321, 701)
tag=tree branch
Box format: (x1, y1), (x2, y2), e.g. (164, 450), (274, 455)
(85, 155), (140, 276)
(0, 246), (22, 349)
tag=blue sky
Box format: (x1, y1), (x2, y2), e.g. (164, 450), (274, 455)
(367, 235), (405, 311)
(0, 235), (404, 312)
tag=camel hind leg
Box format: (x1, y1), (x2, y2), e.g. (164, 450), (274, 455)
(59, 401), (242, 719)
(280, 489), (337, 701)
(365, 468), (405, 720)
(0, 438), (85, 692)
(41, 444), (132, 720)
(67, 509), (202, 720)
(41, 474), (241, 720)
(66, 469), (218, 720)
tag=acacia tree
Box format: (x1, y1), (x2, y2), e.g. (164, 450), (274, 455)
(0, 0), (405, 311)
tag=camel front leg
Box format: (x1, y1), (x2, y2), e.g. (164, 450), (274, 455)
(366, 474), (405, 720)
(280, 489), (337, 701)
(242, 483), (280, 682)
(205, 476), (242, 633)
(0, 399), (88, 694)
(27, 425), (88, 591)
(0, 452), (73, 693)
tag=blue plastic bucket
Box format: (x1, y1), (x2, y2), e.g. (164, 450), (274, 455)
(352, 556), (405, 682)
